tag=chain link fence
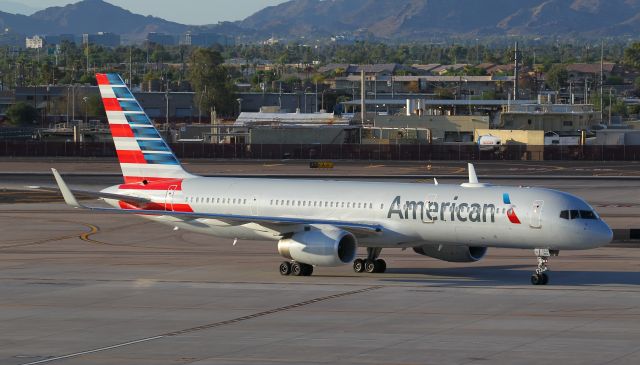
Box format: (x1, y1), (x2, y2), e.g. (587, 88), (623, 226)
(1, 141), (639, 161)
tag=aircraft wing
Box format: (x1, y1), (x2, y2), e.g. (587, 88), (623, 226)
(52, 169), (383, 236)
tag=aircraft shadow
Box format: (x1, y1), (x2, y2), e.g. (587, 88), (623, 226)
(381, 265), (640, 287)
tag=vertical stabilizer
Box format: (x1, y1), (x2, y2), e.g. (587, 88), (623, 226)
(96, 73), (193, 184)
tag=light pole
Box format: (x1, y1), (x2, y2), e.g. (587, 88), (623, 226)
(81, 96), (88, 143)
(304, 87), (311, 113)
(237, 98), (243, 116)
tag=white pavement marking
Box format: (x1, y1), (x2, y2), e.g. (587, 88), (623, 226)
(19, 336), (165, 365)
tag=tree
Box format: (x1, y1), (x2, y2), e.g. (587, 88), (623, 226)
(633, 76), (640, 96)
(6, 102), (38, 126)
(545, 64), (568, 92)
(85, 94), (105, 117)
(187, 48), (237, 117)
(623, 42), (640, 69)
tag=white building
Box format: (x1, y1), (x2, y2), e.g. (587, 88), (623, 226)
(25, 35), (44, 49)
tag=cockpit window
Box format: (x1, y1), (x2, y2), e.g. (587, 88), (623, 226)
(579, 210), (597, 219)
(560, 209), (598, 220)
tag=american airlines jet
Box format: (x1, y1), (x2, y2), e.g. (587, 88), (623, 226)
(51, 73), (613, 285)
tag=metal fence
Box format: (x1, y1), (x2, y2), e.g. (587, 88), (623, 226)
(1, 141), (639, 161)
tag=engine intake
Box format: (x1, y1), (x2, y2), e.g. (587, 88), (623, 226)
(413, 244), (487, 263)
(278, 227), (357, 267)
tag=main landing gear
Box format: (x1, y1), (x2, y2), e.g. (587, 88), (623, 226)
(279, 261), (313, 276)
(531, 249), (559, 285)
(353, 247), (387, 274)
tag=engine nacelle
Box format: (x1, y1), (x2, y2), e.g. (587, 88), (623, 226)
(278, 228), (357, 267)
(413, 244), (487, 263)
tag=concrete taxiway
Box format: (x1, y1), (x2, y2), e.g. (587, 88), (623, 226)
(1, 161), (639, 364)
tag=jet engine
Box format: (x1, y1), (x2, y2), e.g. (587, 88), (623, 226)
(278, 228), (357, 266)
(413, 244), (487, 263)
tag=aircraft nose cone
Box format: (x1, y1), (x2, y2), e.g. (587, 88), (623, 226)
(592, 221), (613, 247)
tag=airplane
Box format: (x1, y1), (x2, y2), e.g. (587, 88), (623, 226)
(50, 73), (613, 285)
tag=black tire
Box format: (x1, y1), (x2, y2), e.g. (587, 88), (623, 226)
(291, 262), (302, 276)
(364, 259), (376, 273)
(374, 259), (387, 273)
(279, 261), (292, 276)
(353, 258), (364, 273)
(531, 274), (542, 285)
(541, 272), (549, 285)
(301, 263), (314, 276)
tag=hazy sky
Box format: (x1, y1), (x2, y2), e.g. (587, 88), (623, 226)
(7, 0), (290, 24)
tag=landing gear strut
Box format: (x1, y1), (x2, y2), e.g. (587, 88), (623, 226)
(353, 247), (386, 274)
(530, 249), (558, 285)
(279, 261), (313, 276)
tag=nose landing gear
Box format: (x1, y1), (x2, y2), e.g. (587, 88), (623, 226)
(531, 249), (559, 285)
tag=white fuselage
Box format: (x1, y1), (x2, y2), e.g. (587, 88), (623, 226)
(104, 177), (613, 251)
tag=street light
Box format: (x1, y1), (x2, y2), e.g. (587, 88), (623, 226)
(81, 96), (88, 143)
(304, 87), (311, 113)
(237, 98), (243, 115)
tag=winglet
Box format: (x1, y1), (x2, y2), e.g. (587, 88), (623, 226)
(434, 178), (439, 186)
(51, 168), (81, 208)
(468, 163), (479, 184)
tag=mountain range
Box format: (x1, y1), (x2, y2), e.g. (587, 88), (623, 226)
(2, 0), (640, 42)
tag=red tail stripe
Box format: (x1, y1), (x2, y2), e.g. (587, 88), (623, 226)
(96, 73), (109, 85)
(116, 150), (146, 164)
(110, 124), (134, 138)
(103, 98), (122, 111)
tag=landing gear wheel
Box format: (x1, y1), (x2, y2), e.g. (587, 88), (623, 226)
(291, 262), (313, 276)
(541, 272), (549, 285)
(364, 259), (376, 273)
(531, 274), (542, 285)
(353, 258), (365, 273)
(291, 262), (303, 276)
(374, 259), (387, 273)
(531, 273), (549, 285)
(300, 263), (314, 276)
(279, 261), (292, 276)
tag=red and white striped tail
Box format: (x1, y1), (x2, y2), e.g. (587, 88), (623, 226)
(96, 73), (193, 184)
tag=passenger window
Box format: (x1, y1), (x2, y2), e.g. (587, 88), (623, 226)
(560, 210), (569, 219)
(570, 210), (579, 219)
(341, 202), (345, 208)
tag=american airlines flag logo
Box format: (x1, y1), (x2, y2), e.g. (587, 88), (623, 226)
(503, 193), (521, 224)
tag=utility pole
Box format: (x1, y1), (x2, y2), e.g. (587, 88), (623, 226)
(600, 40), (604, 123)
(165, 81), (169, 125)
(129, 46), (132, 88)
(513, 41), (519, 101)
(360, 69), (365, 125)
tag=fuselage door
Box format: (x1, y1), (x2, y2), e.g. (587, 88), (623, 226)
(165, 185), (178, 211)
(251, 195), (259, 216)
(423, 194), (437, 223)
(530, 200), (543, 228)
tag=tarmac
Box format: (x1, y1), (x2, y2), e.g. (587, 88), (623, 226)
(1, 160), (639, 364)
